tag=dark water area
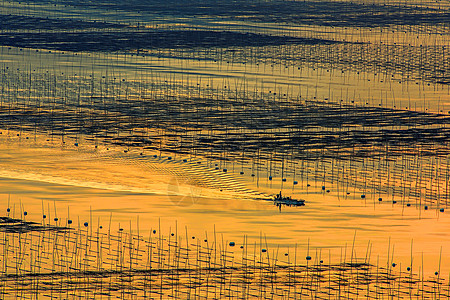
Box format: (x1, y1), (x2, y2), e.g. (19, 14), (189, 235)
(0, 29), (344, 52)
(15, 0), (450, 27)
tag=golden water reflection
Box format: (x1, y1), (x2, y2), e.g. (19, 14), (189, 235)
(1, 130), (449, 277)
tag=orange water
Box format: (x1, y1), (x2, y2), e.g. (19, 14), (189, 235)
(1, 130), (449, 278)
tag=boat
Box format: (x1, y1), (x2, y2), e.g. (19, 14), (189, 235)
(272, 192), (305, 208)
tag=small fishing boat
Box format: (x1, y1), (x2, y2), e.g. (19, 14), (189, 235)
(272, 192), (305, 209)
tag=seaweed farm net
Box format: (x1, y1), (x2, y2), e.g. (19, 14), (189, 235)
(0, 0), (448, 211)
(0, 65), (449, 207)
(0, 0), (449, 298)
(1, 216), (449, 299)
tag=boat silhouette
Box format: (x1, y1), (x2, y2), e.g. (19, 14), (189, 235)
(272, 191), (305, 209)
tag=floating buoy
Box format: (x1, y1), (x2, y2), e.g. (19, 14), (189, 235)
(440, 208), (444, 212)
(269, 176), (272, 180)
(393, 200), (397, 204)
(68, 220), (72, 224)
(54, 218), (58, 222)
(361, 195), (365, 199)
(435, 271), (439, 275)
(223, 169), (227, 172)
(392, 263), (396, 267)
(153, 230), (156, 234)
(171, 233), (174, 236)
(407, 267), (411, 271)
(320, 260), (323, 264)
(74, 143), (78, 146)
(262, 249), (267, 253)
(322, 186), (325, 190)
(24, 211), (27, 216)
(43, 215), (46, 219)
(240, 246), (244, 249)
(293, 181), (298, 185)
(425, 206), (428, 210)
(84, 222), (88, 227)
(167, 156), (172, 160)
(306, 256), (312, 261)
(240, 172), (244, 175)
(229, 242), (235, 246)
(378, 198), (382, 201)
(251, 174), (255, 177)
(183, 159), (187, 162)
(282, 178), (286, 182)
(7, 208), (10, 212)
(407, 203), (411, 207)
